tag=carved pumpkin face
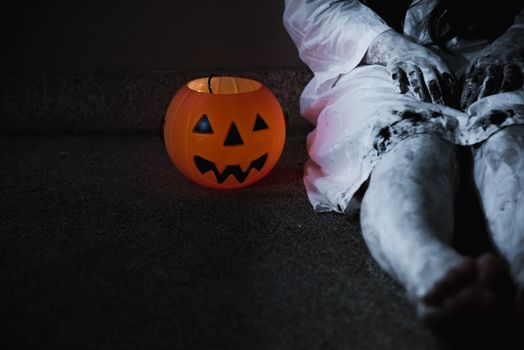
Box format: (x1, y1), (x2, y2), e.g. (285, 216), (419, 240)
(164, 76), (286, 189)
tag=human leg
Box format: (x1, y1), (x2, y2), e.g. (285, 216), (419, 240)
(472, 125), (524, 315)
(360, 133), (466, 302)
(359, 133), (510, 343)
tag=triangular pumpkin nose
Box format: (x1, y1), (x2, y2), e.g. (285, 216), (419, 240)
(224, 122), (244, 146)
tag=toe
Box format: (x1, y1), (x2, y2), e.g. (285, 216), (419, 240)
(476, 252), (516, 313)
(422, 258), (477, 306)
(422, 286), (497, 341)
(476, 252), (512, 290)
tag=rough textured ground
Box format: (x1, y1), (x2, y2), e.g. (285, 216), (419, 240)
(1, 70), (438, 349)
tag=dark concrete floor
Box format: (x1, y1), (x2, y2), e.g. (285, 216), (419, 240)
(1, 70), (438, 349)
(0, 126), (437, 350)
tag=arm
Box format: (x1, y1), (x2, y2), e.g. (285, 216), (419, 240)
(363, 29), (456, 105)
(283, 0), (391, 79)
(460, 6), (524, 110)
(283, 0), (455, 106)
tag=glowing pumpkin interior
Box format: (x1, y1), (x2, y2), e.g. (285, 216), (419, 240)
(164, 76), (286, 189)
(187, 76), (262, 94)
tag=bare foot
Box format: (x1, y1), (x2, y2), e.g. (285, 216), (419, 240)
(420, 253), (515, 346)
(476, 252), (515, 306)
(421, 257), (477, 307)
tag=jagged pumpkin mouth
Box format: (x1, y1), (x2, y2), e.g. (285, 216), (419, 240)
(193, 153), (268, 184)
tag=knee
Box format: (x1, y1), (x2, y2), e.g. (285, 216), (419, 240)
(488, 124), (524, 145)
(371, 134), (457, 185)
(475, 125), (524, 171)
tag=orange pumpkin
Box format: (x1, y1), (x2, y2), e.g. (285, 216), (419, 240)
(164, 76), (286, 189)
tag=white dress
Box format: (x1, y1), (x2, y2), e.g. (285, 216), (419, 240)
(283, 0), (524, 216)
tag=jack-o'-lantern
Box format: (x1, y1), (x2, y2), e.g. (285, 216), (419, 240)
(164, 76), (286, 189)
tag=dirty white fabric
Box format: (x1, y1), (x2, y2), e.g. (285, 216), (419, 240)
(283, 0), (524, 216)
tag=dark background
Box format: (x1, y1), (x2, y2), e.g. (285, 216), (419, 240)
(0, 0), (304, 70)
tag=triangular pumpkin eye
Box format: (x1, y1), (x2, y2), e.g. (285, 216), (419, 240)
(193, 114), (213, 134)
(253, 113), (269, 131)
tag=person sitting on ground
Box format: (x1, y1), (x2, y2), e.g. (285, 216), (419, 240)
(283, 0), (524, 343)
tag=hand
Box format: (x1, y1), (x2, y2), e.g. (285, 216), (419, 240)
(460, 28), (524, 110)
(363, 29), (457, 106)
